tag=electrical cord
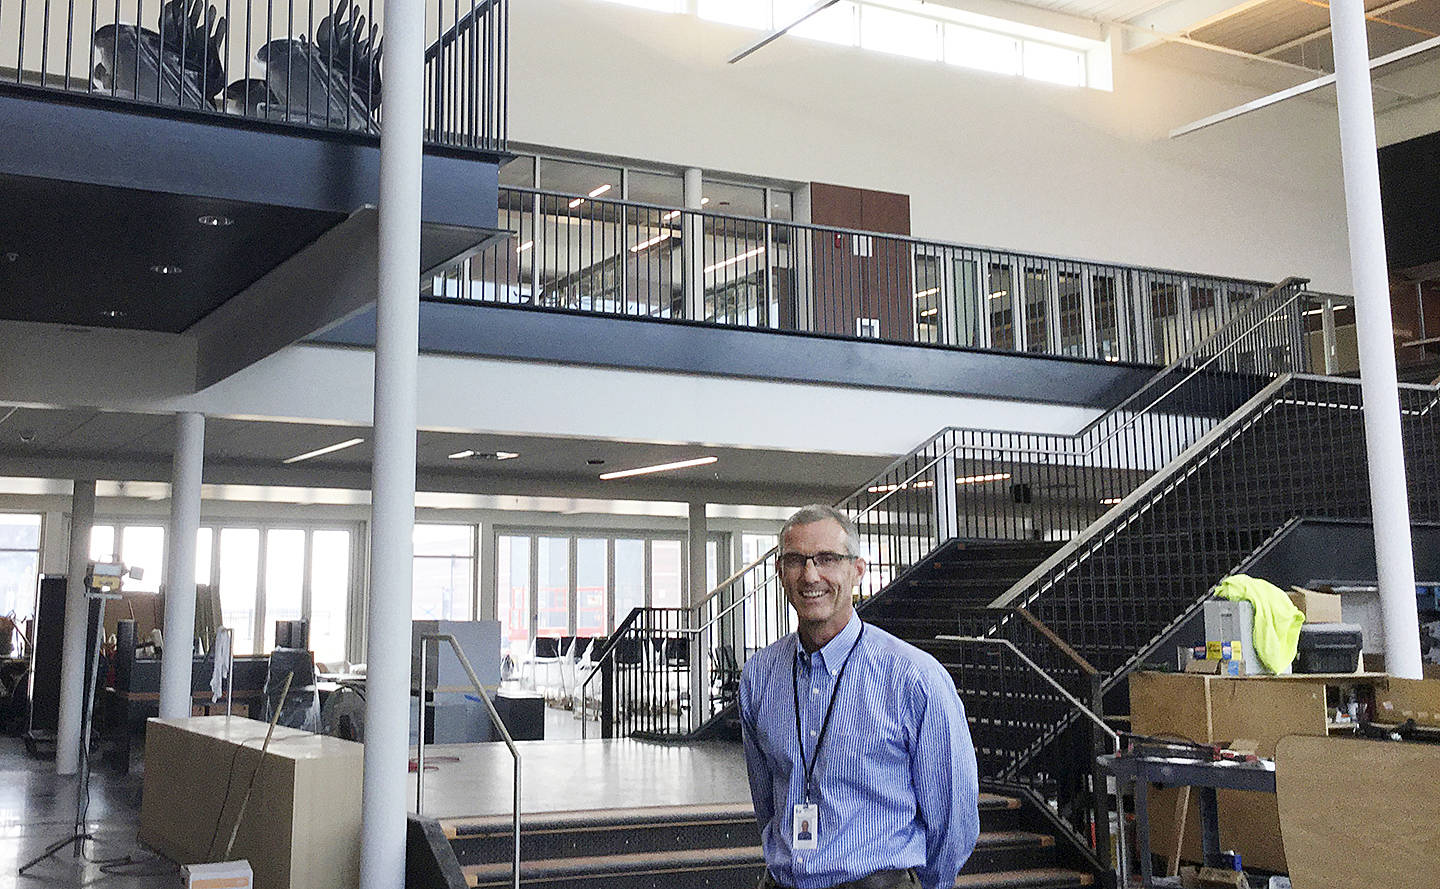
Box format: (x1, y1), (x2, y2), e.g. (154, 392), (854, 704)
(206, 735), (270, 861)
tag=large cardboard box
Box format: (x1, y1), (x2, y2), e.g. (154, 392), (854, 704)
(1375, 677), (1440, 727)
(1286, 588), (1343, 623)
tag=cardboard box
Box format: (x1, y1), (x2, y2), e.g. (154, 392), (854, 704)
(183, 861), (253, 889)
(1287, 587), (1343, 623)
(1375, 677), (1440, 727)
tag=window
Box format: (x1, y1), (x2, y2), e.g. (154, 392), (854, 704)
(537, 537), (570, 636)
(496, 535), (532, 660)
(628, 170), (685, 206)
(0, 514), (41, 621)
(1024, 41), (1085, 87)
(614, 539), (645, 626)
(1058, 271), (1085, 356)
(90, 521), (356, 659)
(1023, 267), (1051, 353)
(263, 529), (306, 651)
(988, 264), (1016, 350)
(698, 0), (769, 28)
(861, 6), (939, 60)
(945, 24), (1019, 76)
(576, 538), (609, 636)
(413, 523), (476, 621)
(779, 0), (858, 45)
(651, 540), (683, 608)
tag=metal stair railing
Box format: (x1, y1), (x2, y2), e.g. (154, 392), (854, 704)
(416, 633), (520, 889)
(579, 278), (1324, 738)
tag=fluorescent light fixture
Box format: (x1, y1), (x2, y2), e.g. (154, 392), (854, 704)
(631, 232), (674, 253)
(283, 437), (365, 464)
(662, 210), (682, 221)
(448, 450), (520, 461)
(956, 472), (1011, 485)
(920, 308), (939, 318)
(990, 289), (1009, 299)
(916, 287), (940, 298)
(600, 456), (718, 480)
(705, 246), (766, 274)
(516, 240), (534, 253)
(588, 183), (613, 198)
(868, 480), (936, 493)
(1303, 308), (1324, 316)
(701, 197), (711, 205)
(568, 197), (585, 209)
(1100, 497), (1123, 505)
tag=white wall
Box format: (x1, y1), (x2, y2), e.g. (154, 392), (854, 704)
(508, 0), (1355, 292)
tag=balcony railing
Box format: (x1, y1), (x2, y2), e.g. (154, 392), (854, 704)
(0, 0), (507, 151)
(429, 186), (1275, 365)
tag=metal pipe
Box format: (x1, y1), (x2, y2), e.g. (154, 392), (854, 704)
(1330, 0), (1423, 678)
(225, 627), (235, 719)
(421, 633), (521, 889)
(55, 478), (95, 776)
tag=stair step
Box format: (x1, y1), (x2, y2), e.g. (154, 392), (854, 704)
(462, 845), (763, 887)
(443, 802), (757, 838)
(951, 867), (1094, 888)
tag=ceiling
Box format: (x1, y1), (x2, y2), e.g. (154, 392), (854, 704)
(0, 405), (898, 508)
(0, 405), (1141, 513)
(0, 173), (347, 332)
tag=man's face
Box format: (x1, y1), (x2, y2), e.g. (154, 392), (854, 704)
(779, 518), (865, 640)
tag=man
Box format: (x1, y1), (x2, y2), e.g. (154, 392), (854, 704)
(739, 504), (979, 889)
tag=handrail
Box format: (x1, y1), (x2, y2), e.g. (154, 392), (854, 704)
(424, 0), (504, 62)
(498, 186), (1274, 290)
(1012, 607), (1098, 677)
(936, 635), (1117, 742)
(418, 633), (520, 889)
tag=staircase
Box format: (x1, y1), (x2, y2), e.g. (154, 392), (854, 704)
(432, 792), (1096, 889)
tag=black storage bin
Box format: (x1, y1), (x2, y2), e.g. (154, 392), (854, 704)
(1295, 623), (1363, 673)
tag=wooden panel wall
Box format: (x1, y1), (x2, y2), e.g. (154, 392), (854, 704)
(808, 182), (913, 341)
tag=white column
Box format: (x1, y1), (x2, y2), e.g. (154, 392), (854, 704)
(159, 412), (205, 719)
(360, 0), (422, 883)
(55, 478), (96, 775)
(1330, 0), (1423, 678)
(683, 167), (705, 322)
(686, 502), (709, 731)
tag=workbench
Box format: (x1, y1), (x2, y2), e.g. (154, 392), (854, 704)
(1099, 753), (1275, 888)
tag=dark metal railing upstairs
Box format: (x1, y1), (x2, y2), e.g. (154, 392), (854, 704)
(428, 186), (1274, 366)
(0, 0), (507, 151)
(577, 278), (1329, 739)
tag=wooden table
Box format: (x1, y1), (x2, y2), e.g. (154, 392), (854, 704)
(139, 716), (363, 889)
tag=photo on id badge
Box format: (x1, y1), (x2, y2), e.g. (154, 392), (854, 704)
(793, 803), (817, 849)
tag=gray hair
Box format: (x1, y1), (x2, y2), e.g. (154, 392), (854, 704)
(779, 504), (863, 557)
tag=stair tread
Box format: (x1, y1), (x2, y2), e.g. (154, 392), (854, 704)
(975, 830), (1055, 848)
(462, 845), (763, 883)
(443, 801), (756, 838)
(952, 867), (1094, 888)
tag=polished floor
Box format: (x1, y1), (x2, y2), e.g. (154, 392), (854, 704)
(0, 737), (175, 889)
(0, 705), (751, 888)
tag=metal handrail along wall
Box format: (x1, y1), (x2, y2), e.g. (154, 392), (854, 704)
(1, 0), (508, 152)
(432, 186), (1274, 364)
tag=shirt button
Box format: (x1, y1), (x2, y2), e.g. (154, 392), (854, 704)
(811, 687), (819, 694)
(797, 856), (804, 864)
(809, 730), (817, 736)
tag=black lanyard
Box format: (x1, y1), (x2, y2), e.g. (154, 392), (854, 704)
(792, 624), (865, 805)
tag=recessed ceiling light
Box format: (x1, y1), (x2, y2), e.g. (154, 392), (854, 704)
(1100, 497), (1123, 505)
(100, 309), (127, 319)
(599, 456), (717, 480)
(587, 183), (613, 198)
(282, 437), (365, 464)
(448, 450), (519, 461)
(198, 214), (233, 227)
(150, 264), (182, 275)
(3, 252), (17, 263)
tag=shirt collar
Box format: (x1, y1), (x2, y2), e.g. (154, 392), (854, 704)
(798, 611), (863, 677)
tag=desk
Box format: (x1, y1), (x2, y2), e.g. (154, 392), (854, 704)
(1100, 754), (1275, 888)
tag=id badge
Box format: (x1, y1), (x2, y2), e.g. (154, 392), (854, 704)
(792, 803), (818, 850)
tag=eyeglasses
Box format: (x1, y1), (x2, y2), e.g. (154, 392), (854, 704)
(777, 551), (858, 574)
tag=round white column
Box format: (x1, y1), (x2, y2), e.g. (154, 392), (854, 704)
(159, 411), (206, 719)
(1329, 0), (1423, 678)
(359, 0), (423, 883)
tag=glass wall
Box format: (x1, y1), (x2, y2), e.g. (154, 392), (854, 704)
(413, 523), (477, 621)
(90, 521), (358, 663)
(0, 514), (41, 622)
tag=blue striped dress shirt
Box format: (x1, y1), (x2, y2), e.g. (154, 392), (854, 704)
(739, 613), (980, 889)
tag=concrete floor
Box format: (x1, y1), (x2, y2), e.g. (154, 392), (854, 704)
(0, 737), (177, 889)
(0, 705), (751, 888)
